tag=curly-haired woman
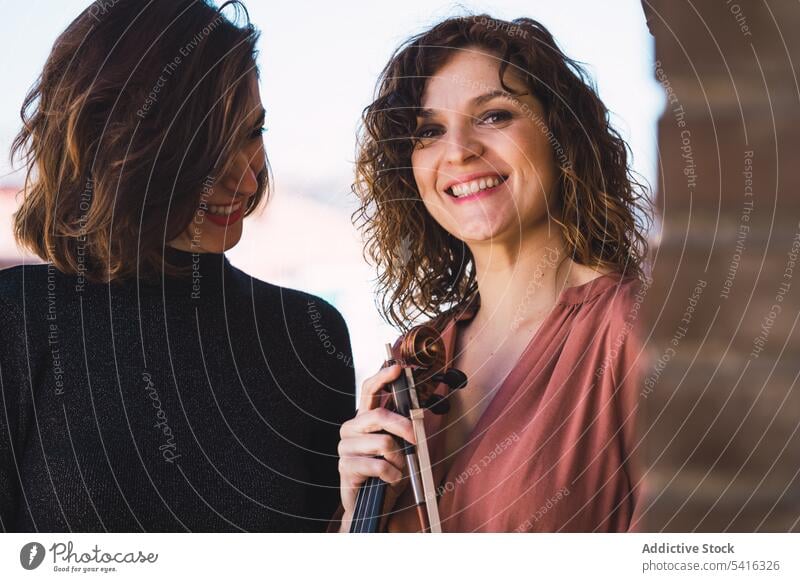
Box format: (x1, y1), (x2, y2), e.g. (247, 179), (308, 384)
(335, 14), (651, 532)
(0, 0), (354, 532)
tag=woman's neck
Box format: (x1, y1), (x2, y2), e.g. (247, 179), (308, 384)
(166, 237), (229, 255)
(466, 225), (575, 331)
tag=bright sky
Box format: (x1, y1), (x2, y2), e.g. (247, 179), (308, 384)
(0, 0), (663, 387)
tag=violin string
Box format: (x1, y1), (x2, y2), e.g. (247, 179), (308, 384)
(364, 477), (380, 532)
(372, 479), (384, 531)
(353, 479), (366, 532)
(352, 481), (366, 533)
(359, 478), (372, 532)
(364, 480), (373, 532)
(365, 477), (384, 532)
(353, 476), (380, 532)
(363, 479), (375, 532)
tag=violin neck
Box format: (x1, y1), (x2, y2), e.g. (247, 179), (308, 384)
(349, 476), (386, 533)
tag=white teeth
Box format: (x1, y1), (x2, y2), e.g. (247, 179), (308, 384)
(207, 202), (242, 216)
(448, 176), (504, 198)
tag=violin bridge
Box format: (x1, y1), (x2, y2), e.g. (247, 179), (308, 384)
(410, 407), (442, 533)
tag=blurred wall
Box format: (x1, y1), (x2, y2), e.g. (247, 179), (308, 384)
(641, 0), (800, 531)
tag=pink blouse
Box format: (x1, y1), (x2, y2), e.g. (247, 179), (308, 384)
(387, 272), (645, 532)
(333, 272), (645, 532)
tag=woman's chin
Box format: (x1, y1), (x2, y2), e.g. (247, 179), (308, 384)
(198, 222), (245, 253)
(449, 218), (516, 245)
(213, 237), (241, 253)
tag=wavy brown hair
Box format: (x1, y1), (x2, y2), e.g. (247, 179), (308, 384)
(354, 14), (652, 330)
(11, 0), (267, 282)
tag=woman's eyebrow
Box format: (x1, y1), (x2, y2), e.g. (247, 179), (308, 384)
(472, 89), (527, 106)
(417, 108), (436, 120)
(416, 89), (528, 119)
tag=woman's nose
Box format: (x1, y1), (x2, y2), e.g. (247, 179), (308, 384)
(221, 149), (261, 195)
(444, 124), (482, 166)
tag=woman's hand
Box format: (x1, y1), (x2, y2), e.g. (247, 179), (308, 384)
(337, 364), (416, 532)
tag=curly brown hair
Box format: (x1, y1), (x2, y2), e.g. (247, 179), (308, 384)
(11, 0), (267, 282)
(353, 14), (652, 330)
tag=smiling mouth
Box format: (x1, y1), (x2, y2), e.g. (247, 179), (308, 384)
(205, 199), (246, 226)
(445, 175), (508, 198)
(207, 201), (243, 216)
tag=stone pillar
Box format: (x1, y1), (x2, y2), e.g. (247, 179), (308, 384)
(640, 0), (800, 531)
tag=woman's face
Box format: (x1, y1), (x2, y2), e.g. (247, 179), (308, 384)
(171, 72), (266, 254)
(410, 48), (558, 246)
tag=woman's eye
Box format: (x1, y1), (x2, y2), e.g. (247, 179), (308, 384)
(413, 125), (443, 141)
(480, 110), (513, 125)
(250, 126), (266, 139)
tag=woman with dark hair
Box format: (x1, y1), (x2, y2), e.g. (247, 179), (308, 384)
(0, 0), (354, 532)
(336, 15), (651, 532)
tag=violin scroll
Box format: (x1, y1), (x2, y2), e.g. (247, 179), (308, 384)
(391, 324), (467, 414)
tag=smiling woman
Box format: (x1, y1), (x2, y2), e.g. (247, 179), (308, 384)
(354, 17), (651, 330)
(12, 3), (269, 279)
(167, 76), (267, 254)
(0, 0), (354, 532)
(337, 14), (653, 532)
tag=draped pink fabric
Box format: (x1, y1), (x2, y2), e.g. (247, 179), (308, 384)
(330, 272), (646, 532)
(383, 272), (646, 532)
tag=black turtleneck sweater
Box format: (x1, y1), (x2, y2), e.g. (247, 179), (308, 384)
(0, 249), (355, 532)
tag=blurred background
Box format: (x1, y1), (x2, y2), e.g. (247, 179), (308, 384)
(0, 0), (661, 388)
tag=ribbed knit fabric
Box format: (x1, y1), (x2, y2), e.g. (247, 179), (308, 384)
(0, 248), (355, 532)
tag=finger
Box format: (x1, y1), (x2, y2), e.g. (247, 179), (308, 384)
(340, 456), (404, 486)
(338, 434), (406, 471)
(357, 363), (402, 412)
(340, 407), (416, 444)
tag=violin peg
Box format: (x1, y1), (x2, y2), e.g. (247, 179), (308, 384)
(441, 369), (467, 391)
(425, 393), (450, 415)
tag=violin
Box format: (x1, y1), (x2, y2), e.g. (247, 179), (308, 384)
(349, 324), (468, 533)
